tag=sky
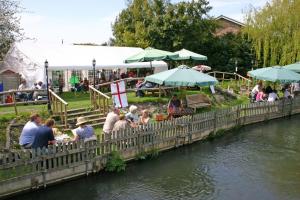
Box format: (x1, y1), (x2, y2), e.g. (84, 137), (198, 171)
(20, 0), (269, 45)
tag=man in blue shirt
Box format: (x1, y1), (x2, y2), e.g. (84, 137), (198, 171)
(31, 119), (56, 149)
(19, 114), (41, 148)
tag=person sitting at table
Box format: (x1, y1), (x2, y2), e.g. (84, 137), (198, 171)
(267, 89), (279, 102)
(103, 107), (120, 136)
(283, 85), (292, 99)
(112, 114), (131, 132)
(136, 79), (145, 97)
(256, 88), (266, 102)
(168, 94), (182, 118)
(17, 80), (29, 101)
(72, 117), (96, 142)
(31, 119), (56, 149)
(139, 109), (150, 125)
(250, 81), (262, 102)
(125, 105), (139, 123)
(19, 113), (42, 149)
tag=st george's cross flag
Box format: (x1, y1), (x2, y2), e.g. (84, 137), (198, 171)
(110, 80), (128, 108)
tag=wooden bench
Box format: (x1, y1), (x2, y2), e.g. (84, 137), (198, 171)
(186, 94), (211, 111)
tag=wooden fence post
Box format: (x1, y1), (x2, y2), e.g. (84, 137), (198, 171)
(12, 92), (18, 115)
(213, 111), (217, 134)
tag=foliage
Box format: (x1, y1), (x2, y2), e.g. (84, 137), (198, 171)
(206, 33), (254, 76)
(105, 151), (126, 172)
(243, 0), (300, 66)
(112, 0), (253, 73)
(0, 0), (24, 60)
(135, 148), (160, 160)
(112, 0), (216, 51)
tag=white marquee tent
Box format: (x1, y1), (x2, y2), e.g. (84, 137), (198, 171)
(1, 41), (168, 87)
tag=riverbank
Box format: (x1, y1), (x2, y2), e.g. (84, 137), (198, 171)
(0, 97), (299, 198)
(12, 115), (300, 200)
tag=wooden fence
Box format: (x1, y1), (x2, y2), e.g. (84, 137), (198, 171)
(0, 89), (48, 115)
(1, 97), (300, 198)
(49, 89), (68, 127)
(208, 71), (252, 91)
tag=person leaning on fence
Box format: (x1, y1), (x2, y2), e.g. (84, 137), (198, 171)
(72, 117), (96, 142)
(19, 113), (42, 149)
(31, 119), (56, 149)
(103, 107), (120, 136)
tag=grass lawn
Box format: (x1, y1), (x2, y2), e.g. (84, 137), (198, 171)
(0, 86), (249, 117)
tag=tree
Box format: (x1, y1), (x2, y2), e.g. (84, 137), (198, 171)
(112, 0), (216, 52)
(0, 0), (23, 60)
(243, 0), (300, 67)
(206, 33), (254, 75)
(112, 0), (252, 74)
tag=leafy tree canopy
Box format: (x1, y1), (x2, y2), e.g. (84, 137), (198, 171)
(243, 0), (300, 67)
(112, 0), (216, 52)
(112, 0), (254, 75)
(0, 0), (23, 60)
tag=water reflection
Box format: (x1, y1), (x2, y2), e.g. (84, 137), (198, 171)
(11, 116), (300, 200)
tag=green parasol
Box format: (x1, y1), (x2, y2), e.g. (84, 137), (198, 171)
(248, 66), (300, 83)
(124, 47), (179, 63)
(145, 65), (218, 87)
(172, 48), (207, 61)
(283, 62), (300, 73)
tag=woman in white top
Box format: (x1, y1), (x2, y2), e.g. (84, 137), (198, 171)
(267, 90), (279, 102)
(251, 81), (263, 102)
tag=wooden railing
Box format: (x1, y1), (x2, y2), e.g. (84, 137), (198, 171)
(49, 89), (68, 127)
(89, 85), (111, 114)
(1, 96), (300, 198)
(208, 71), (252, 91)
(96, 77), (145, 91)
(0, 89), (48, 115)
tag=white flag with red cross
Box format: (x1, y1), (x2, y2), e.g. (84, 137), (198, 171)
(110, 80), (128, 108)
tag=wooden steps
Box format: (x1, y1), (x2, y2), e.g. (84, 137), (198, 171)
(55, 108), (107, 130)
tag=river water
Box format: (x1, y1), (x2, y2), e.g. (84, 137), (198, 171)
(13, 116), (300, 200)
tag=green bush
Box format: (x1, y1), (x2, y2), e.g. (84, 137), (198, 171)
(105, 151), (126, 172)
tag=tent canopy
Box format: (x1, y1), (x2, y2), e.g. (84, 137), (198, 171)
(12, 41), (168, 70)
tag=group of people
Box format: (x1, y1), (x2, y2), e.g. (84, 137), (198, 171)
(19, 114), (97, 149)
(16, 80), (47, 101)
(103, 106), (150, 136)
(250, 81), (300, 102)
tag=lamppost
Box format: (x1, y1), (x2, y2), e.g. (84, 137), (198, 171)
(92, 59), (96, 87)
(235, 59), (238, 73)
(45, 60), (51, 112)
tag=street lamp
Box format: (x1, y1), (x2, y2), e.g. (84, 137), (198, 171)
(92, 59), (96, 87)
(45, 60), (51, 112)
(235, 59), (238, 73)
